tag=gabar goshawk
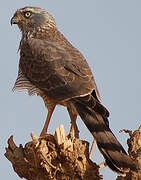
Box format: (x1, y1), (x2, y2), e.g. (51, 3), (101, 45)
(11, 7), (136, 175)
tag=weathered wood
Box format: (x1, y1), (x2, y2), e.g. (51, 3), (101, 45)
(5, 125), (101, 180)
(116, 126), (141, 180)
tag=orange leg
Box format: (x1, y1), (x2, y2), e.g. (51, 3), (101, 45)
(40, 105), (56, 136)
(67, 106), (79, 138)
(69, 114), (77, 136)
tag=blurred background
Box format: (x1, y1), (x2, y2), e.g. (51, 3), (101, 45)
(0, 1), (140, 179)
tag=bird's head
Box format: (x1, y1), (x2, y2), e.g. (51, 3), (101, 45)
(11, 7), (56, 32)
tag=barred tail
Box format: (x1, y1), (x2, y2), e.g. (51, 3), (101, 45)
(72, 96), (136, 175)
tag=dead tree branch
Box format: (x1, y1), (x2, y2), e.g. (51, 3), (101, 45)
(116, 126), (141, 180)
(5, 125), (101, 180)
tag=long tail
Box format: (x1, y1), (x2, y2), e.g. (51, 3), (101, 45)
(72, 95), (136, 175)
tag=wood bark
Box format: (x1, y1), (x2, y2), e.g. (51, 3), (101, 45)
(116, 126), (141, 180)
(5, 125), (141, 179)
(5, 125), (101, 180)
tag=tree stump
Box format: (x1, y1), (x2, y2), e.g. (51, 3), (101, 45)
(5, 125), (101, 180)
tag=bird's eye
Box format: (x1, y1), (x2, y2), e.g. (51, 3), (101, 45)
(24, 11), (32, 18)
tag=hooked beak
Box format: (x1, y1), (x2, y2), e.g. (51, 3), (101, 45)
(10, 14), (19, 25)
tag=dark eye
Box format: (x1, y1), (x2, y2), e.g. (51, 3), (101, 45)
(24, 11), (32, 18)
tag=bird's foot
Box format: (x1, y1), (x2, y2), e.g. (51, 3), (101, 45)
(68, 126), (79, 139)
(40, 129), (47, 137)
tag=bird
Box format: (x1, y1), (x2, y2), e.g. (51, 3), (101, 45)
(11, 7), (136, 175)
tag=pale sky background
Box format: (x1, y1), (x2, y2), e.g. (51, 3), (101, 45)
(1, 1), (141, 180)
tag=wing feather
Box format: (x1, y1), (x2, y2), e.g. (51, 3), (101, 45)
(18, 37), (100, 101)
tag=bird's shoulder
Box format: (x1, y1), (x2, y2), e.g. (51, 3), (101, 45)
(20, 30), (94, 77)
